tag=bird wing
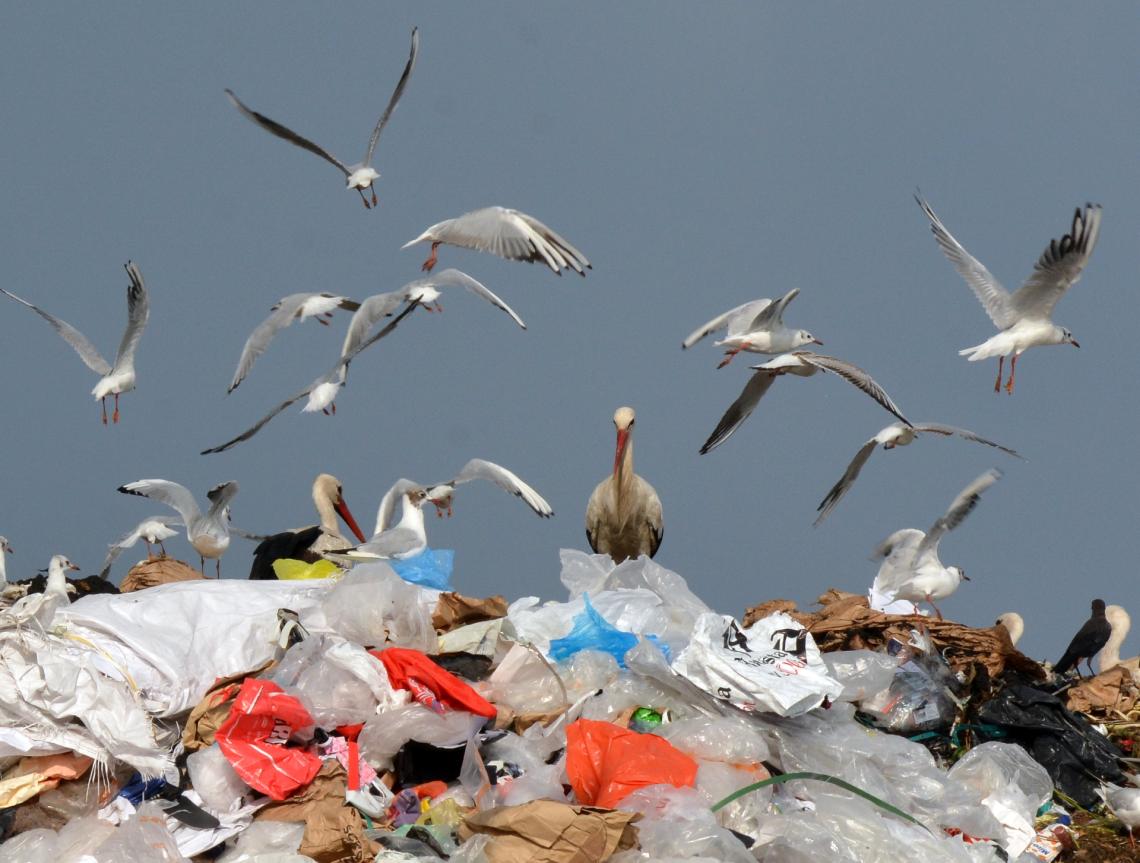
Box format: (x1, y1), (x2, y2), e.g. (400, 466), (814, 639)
(225, 88), (349, 176)
(681, 300), (767, 349)
(913, 423), (1023, 458)
(0, 288), (111, 375)
(796, 352), (912, 427)
(362, 27), (420, 165)
(98, 515), (182, 578)
(870, 527), (925, 563)
(813, 437), (879, 527)
(407, 269), (526, 328)
(205, 481), (239, 515)
(374, 479), (423, 535)
(110, 261), (149, 372)
(915, 193), (1016, 330)
(117, 479), (202, 524)
(228, 293), (314, 393)
(870, 528), (926, 594)
(515, 210), (591, 275)
(346, 526), (421, 559)
(447, 458), (553, 517)
(1009, 203), (1102, 320)
(698, 369), (780, 454)
(340, 291), (406, 360)
(919, 468), (1002, 556)
(745, 288), (800, 331)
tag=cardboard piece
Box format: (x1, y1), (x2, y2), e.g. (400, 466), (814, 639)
(119, 557), (205, 592)
(0, 752), (93, 808)
(432, 591), (509, 632)
(1064, 665), (1139, 715)
(458, 800), (640, 863)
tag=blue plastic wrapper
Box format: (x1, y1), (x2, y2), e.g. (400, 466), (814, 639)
(549, 595), (670, 667)
(390, 548), (454, 590)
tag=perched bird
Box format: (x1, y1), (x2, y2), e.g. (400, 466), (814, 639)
(402, 206), (590, 275)
(117, 480), (239, 577)
(1054, 599), (1112, 677)
(994, 612), (1024, 647)
(871, 468), (1002, 618)
(0, 537), (11, 585)
(201, 299), (420, 454)
(225, 28), (419, 209)
(1098, 605), (1139, 677)
(699, 351), (911, 455)
(915, 194), (1101, 394)
(98, 516), (182, 578)
(0, 554), (79, 628)
(228, 293), (362, 393)
(248, 474), (367, 580)
(342, 481), (432, 561)
(682, 288), (821, 368)
(1098, 783), (1140, 848)
(0, 262), (148, 424)
(814, 421), (1022, 526)
(586, 407), (663, 563)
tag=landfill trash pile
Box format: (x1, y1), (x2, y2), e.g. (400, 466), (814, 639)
(1, 550), (1139, 863)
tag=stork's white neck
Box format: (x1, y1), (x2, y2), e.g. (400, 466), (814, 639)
(1100, 605), (1132, 672)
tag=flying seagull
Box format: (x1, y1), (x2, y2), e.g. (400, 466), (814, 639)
(699, 351), (911, 454)
(814, 421), (1022, 526)
(916, 193), (1101, 393)
(403, 206), (590, 275)
(682, 288), (821, 367)
(1, 262), (148, 424)
(225, 27), (419, 208)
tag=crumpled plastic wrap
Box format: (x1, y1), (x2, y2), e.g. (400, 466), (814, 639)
(319, 563), (436, 652)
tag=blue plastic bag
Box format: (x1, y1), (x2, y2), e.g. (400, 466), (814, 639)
(549, 595), (669, 667)
(390, 547), (454, 590)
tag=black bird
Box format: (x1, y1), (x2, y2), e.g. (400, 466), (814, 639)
(1054, 598), (1112, 676)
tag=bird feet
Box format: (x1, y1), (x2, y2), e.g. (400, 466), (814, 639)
(716, 350), (741, 369)
(926, 595), (944, 620)
(421, 243), (440, 272)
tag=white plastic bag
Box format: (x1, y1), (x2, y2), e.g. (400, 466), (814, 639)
(672, 613), (842, 716)
(320, 564), (435, 651)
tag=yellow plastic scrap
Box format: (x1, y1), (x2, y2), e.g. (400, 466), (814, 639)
(271, 558), (342, 581)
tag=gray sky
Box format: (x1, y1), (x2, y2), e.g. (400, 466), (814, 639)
(1, 4), (1137, 663)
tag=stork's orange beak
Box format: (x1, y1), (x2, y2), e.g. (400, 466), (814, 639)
(613, 427), (630, 477)
(335, 498), (367, 543)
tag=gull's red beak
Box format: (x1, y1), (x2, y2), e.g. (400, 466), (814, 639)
(613, 427), (630, 477)
(335, 498), (367, 543)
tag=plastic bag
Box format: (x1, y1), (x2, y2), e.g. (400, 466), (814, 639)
(822, 650), (899, 704)
(186, 744), (252, 813)
(485, 643), (569, 716)
(0, 828), (57, 863)
(672, 612), (843, 716)
(372, 647), (497, 717)
(565, 718), (698, 809)
(358, 703), (484, 770)
(215, 678), (321, 801)
(390, 548), (454, 589)
(656, 715), (770, 765)
(215, 821), (306, 862)
(319, 563), (435, 652)
(615, 785), (756, 863)
(549, 595), (668, 666)
(91, 802), (186, 861)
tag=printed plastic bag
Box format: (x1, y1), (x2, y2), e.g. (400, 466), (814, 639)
(672, 612), (842, 716)
(565, 718), (698, 808)
(215, 678), (322, 801)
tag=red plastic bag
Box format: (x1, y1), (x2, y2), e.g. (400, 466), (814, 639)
(371, 647), (497, 718)
(215, 678), (322, 801)
(565, 718), (698, 809)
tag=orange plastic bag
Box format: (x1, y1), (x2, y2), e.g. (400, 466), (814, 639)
(371, 647), (497, 718)
(565, 718), (698, 809)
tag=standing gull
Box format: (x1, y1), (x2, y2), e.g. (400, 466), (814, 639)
(814, 421), (1022, 525)
(228, 293), (361, 393)
(225, 27), (419, 208)
(682, 288), (821, 367)
(871, 468), (1002, 618)
(0, 537), (10, 586)
(0, 555), (78, 628)
(98, 516), (182, 579)
(1098, 784), (1140, 848)
(586, 407), (663, 563)
(117, 480), (238, 577)
(342, 481), (432, 561)
(699, 351), (911, 454)
(915, 194), (1101, 393)
(0, 262), (148, 424)
(403, 206), (590, 276)
(1053, 598), (1112, 677)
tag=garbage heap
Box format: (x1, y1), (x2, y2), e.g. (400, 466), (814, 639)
(0, 550), (1136, 863)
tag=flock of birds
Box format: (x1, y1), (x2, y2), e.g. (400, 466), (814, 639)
(0, 27), (1121, 690)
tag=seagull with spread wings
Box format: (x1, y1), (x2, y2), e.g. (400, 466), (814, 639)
(225, 27), (419, 208)
(117, 480), (238, 577)
(916, 193), (1101, 393)
(699, 351), (911, 454)
(814, 421), (1022, 526)
(1, 262), (148, 424)
(682, 288), (821, 368)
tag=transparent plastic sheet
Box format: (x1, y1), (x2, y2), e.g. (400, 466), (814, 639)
(358, 703), (484, 770)
(549, 596), (669, 666)
(447, 833), (491, 863)
(0, 827), (57, 863)
(859, 649), (957, 733)
(483, 643), (568, 715)
(656, 715), (770, 765)
(613, 785), (755, 863)
(87, 802), (187, 862)
(215, 820), (306, 862)
(319, 564), (435, 652)
(821, 650), (899, 704)
(186, 743), (252, 813)
(481, 727), (568, 807)
(556, 649), (621, 703)
(506, 588), (669, 656)
(269, 634), (402, 727)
